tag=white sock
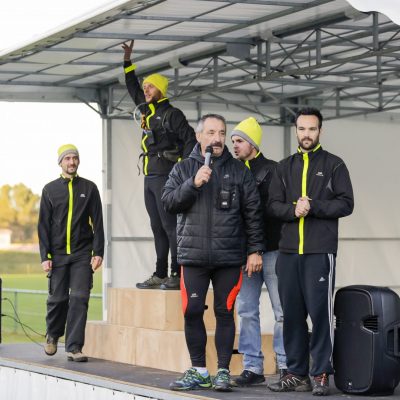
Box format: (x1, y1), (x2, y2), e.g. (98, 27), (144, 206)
(193, 367), (209, 377)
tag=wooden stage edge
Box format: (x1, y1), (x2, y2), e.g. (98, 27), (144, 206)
(1, 344), (399, 400)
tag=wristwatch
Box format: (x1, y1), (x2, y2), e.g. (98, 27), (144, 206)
(255, 250), (264, 256)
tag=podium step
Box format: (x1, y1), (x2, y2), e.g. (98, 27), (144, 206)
(107, 287), (216, 330)
(85, 321), (136, 364)
(86, 288), (276, 375)
(85, 321), (275, 375)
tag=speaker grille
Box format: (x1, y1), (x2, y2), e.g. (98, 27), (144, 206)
(363, 316), (378, 332)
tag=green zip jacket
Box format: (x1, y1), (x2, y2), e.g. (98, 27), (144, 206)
(38, 176), (104, 264)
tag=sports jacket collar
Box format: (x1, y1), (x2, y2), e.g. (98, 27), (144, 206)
(296, 143), (322, 160)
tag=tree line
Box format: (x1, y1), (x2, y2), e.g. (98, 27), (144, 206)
(0, 183), (40, 243)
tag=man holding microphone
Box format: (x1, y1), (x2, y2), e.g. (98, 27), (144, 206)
(162, 114), (264, 392)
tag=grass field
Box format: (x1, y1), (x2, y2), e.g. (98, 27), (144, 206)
(0, 251), (103, 344)
(0, 250), (42, 274)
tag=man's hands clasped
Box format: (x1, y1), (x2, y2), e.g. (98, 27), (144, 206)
(295, 196), (311, 218)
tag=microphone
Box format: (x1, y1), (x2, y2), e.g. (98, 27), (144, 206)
(204, 145), (213, 167)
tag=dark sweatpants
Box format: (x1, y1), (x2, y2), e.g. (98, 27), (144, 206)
(276, 252), (336, 376)
(46, 255), (93, 352)
(181, 266), (242, 370)
(144, 175), (178, 277)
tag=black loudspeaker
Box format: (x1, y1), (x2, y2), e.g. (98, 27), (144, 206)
(333, 285), (400, 395)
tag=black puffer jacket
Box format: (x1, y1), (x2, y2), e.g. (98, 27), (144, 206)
(162, 144), (264, 268)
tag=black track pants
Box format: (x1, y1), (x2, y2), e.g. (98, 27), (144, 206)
(144, 175), (178, 277)
(46, 256), (93, 352)
(180, 266), (242, 369)
(276, 252), (336, 376)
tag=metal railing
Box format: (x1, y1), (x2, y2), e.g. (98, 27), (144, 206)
(2, 288), (102, 333)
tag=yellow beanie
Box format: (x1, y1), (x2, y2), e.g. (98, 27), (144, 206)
(143, 73), (168, 97)
(230, 117), (262, 151)
(57, 144), (79, 164)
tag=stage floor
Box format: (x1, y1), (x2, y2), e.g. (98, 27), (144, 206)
(0, 343), (399, 399)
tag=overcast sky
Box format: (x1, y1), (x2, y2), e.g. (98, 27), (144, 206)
(0, 1), (117, 194)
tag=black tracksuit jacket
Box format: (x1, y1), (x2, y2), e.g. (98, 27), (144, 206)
(124, 61), (197, 176)
(161, 144), (265, 268)
(38, 176), (104, 264)
(268, 145), (354, 254)
(244, 153), (282, 252)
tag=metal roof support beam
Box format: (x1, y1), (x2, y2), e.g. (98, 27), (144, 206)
(316, 29), (322, 65)
(102, 101), (113, 318)
(174, 68), (179, 97)
(120, 14), (248, 25)
(0, 0), (165, 63)
(167, 93), (377, 112)
(143, 1), (233, 37)
(283, 124), (291, 158)
(373, 13), (380, 52)
(257, 41), (263, 79)
(271, 22), (398, 64)
(280, 101), (296, 158)
(163, 22), (399, 94)
(324, 103), (400, 121)
(0, 85), (98, 103)
(178, 44), (400, 101)
(202, 0), (306, 6)
(335, 89), (340, 118)
(373, 13), (384, 110)
(213, 56), (218, 89)
(196, 102), (201, 121)
(266, 40), (271, 76)
(74, 32), (255, 45)
(56, 0), (335, 86)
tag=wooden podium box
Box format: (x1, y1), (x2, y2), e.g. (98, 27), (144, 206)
(84, 288), (275, 375)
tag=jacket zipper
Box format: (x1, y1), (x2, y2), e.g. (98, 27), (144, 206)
(207, 164), (213, 266)
(299, 153), (309, 255)
(66, 178), (74, 254)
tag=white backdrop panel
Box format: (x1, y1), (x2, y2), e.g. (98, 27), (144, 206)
(109, 113), (283, 287)
(111, 119), (151, 237)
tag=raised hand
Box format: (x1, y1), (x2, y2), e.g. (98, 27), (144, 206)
(122, 40), (134, 61)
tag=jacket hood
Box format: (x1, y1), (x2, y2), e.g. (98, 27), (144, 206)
(189, 142), (233, 166)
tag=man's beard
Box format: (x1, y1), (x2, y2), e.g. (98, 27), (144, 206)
(298, 137), (319, 151)
(65, 166), (77, 175)
(234, 147), (252, 160)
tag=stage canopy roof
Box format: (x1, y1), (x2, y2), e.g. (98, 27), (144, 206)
(1, 0), (399, 124)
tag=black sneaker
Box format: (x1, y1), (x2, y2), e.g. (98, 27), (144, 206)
(312, 373), (329, 396)
(213, 368), (232, 392)
(44, 335), (58, 356)
(136, 274), (167, 289)
(268, 372), (312, 392)
(160, 273), (180, 290)
(235, 370), (265, 386)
